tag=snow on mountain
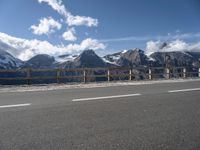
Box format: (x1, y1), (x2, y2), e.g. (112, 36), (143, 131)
(0, 48), (23, 69)
(117, 48), (150, 66)
(23, 54), (56, 69)
(101, 57), (119, 66)
(103, 48), (150, 67)
(55, 54), (79, 63)
(103, 52), (121, 64)
(65, 50), (107, 68)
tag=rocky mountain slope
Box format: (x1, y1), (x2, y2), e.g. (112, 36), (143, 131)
(60, 50), (114, 68)
(0, 48), (23, 69)
(23, 54), (56, 69)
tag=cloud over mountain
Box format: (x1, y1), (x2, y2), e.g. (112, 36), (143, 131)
(62, 27), (77, 41)
(145, 40), (200, 55)
(0, 32), (105, 61)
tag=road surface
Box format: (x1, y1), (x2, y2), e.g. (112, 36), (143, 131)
(0, 80), (200, 150)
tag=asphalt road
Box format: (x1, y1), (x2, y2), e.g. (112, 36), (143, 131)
(0, 80), (200, 150)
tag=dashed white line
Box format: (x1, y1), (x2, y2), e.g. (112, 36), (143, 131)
(72, 93), (141, 102)
(0, 103), (31, 108)
(168, 88), (200, 93)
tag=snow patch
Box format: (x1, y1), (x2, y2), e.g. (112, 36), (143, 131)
(122, 49), (128, 54)
(182, 51), (193, 58)
(110, 55), (120, 61)
(147, 56), (156, 62)
(55, 55), (78, 63)
(102, 57), (119, 65)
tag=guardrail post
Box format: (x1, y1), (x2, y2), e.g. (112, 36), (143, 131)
(107, 69), (110, 82)
(148, 68), (152, 80)
(56, 69), (61, 84)
(83, 69), (86, 83)
(198, 68), (200, 78)
(27, 68), (31, 85)
(166, 68), (170, 79)
(183, 68), (187, 78)
(129, 69), (132, 81)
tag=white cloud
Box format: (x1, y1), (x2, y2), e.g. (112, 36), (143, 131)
(62, 27), (77, 41)
(145, 40), (200, 55)
(145, 41), (161, 55)
(66, 38), (106, 51)
(67, 14), (98, 27)
(0, 32), (106, 61)
(30, 17), (62, 35)
(38, 0), (98, 27)
(38, 0), (68, 16)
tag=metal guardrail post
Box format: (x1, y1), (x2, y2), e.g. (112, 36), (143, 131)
(149, 68), (152, 80)
(183, 68), (187, 78)
(56, 69), (61, 84)
(129, 69), (132, 81)
(166, 68), (170, 79)
(107, 69), (110, 82)
(83, 69), (86, 83)
(27, 68), (31, 85)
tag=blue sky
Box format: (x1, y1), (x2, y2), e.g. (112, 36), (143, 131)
(0, 0), (200, 60)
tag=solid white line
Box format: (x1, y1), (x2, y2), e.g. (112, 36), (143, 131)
(168, 88), (200, 93)
(72, 94), (141, 102)
(0, 103), (31, 108)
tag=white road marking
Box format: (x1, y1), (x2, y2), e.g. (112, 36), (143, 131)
(0, 103), (31, 108)
(168, 88), (200, 93)
(72, 93), (141, 102)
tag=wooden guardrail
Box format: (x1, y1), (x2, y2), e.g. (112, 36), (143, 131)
(0, 67), (199, 85)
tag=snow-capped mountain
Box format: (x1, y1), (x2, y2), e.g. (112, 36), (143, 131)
(117, 48), (150, 67)
(23, 54), (56, 69)
(103, 48), (150, 67)
(61, 50), (113, 68)
(0, 48), (23, 69)
(149, 51), (200, 67)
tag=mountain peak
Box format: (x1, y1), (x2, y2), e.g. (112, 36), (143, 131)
(159, 42), (168, 49)
(133, 48), (143, 52)
(122, 48), (144, 56)
(79, 49), (96, 57)
(71, 49), (106, 68)
(123, 48), (144, 55)
(24, 54), (55, 68)
(0, 48), (23, 69)
(116, 48), (149, 66)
